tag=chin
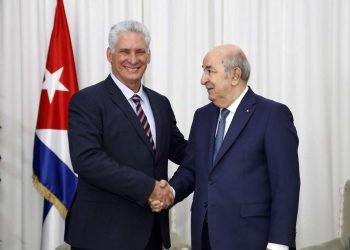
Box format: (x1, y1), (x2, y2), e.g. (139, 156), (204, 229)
(125, 76), (142, 82)
(208, 95), (215, 102)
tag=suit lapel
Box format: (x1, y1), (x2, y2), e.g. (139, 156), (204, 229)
(105, 76), (155, 156)
(144, 87), (163, 160)
(207, 105), (221, 168)
(212, 87), (256, 168)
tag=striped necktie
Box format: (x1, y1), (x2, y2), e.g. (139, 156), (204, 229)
(131, 94), (156, 152)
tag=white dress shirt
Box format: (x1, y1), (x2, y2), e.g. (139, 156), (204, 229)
(214, 86), (248, 137)
(110, 73), (156, 146)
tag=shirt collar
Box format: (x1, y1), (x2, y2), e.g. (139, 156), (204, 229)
(225, 85), (249, 114)
(110, 73), (147, 102)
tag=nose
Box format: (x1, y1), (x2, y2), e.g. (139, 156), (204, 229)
(201, 72), (208, 85)
(129, 52), (137, 64)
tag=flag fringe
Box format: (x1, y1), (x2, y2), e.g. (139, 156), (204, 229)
(32, 174), (68, 219)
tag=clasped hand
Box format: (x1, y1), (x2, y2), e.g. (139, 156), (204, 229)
(148, 180), (174, 212)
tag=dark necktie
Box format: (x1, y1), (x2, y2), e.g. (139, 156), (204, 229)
(213, 108), (230, 161)
(131, 94), (156, 152)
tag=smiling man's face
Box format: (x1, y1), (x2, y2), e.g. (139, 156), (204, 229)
(107, 31), (150, 92)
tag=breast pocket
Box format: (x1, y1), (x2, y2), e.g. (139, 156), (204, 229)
(230, 137), (258, 161)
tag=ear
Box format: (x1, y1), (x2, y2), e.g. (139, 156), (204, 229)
(147, 50), (151, 64)
(232, 67), (242, 86)
(106, 48), (113, 63)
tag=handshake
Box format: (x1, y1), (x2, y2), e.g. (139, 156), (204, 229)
(148, 180), (174, 212)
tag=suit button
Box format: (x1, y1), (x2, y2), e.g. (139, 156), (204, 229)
(203, 202), (207, 208)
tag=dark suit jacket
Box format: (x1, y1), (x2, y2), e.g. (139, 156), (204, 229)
(170, 87), (300, 250)
(64, 75), (186, 250)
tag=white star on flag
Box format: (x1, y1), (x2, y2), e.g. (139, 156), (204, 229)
(42, 67), (69, 103)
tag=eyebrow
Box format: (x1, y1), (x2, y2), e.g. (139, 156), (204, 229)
(118, 48), (146, 51)
(202, 65), (215, 70)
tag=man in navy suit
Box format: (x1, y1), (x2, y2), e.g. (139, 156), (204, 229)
(64, 20), (187, 250)
(152, 44), (300, 250)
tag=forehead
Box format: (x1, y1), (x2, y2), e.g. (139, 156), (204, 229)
(202, 51), (224, 69)
(116, 31), (147, 48)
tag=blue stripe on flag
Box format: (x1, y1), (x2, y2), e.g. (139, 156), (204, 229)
(43, 200), (53, 221)
(33, 134), (77, 220)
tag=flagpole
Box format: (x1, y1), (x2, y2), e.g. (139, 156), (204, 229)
(32, 0), (78, 249)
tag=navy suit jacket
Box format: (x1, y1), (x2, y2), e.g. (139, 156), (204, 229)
(64, 75), (186, 250)
(170, 87), (300, 250)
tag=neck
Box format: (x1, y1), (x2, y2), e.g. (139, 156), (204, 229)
(126, 82), (141, 93)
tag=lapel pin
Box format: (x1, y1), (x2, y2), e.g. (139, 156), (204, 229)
(246, 109), (250, 113)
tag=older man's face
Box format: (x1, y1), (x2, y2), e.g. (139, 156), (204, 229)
(201, 50), (233, 108)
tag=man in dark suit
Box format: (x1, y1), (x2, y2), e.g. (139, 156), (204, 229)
(152, 44), (300, 250)
(64, 20), (187, 250)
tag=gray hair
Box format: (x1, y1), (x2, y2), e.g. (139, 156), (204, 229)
(222, 51), (251, 81)
(108, 20), (151, 52)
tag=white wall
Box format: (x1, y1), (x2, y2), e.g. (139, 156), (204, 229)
(1, 0), (350, 249)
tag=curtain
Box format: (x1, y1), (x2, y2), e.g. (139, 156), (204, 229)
(0, 0), (349, 249)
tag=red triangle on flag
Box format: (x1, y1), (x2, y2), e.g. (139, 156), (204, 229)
(36, 0), (78, 130)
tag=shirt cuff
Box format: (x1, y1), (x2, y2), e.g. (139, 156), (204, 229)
(267, 243), (289, 250)
(170, 186), (176, 198)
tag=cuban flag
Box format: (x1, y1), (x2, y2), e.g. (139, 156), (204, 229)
(32, 0), (78, 249)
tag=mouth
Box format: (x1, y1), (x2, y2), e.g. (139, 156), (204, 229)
(124, 66), (140, 72)
(206, 87), (214, 92)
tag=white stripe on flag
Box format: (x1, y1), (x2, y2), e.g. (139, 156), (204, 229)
(41, 206), (65, 250)
(36, 129), (74, 172)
